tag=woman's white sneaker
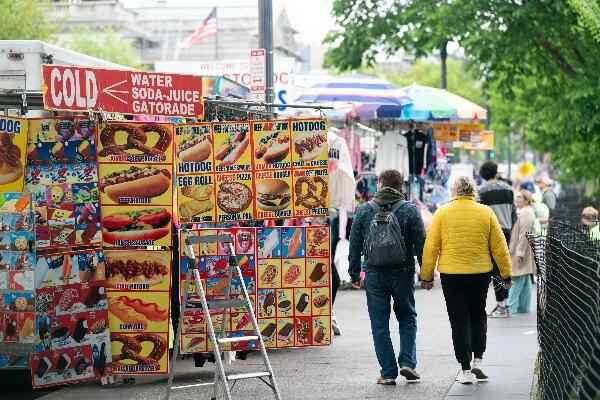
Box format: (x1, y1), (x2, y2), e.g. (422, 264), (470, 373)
(471, 358), (488, 380)
(458, 370), (474, 384)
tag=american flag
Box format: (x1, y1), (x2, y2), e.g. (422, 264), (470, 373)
(181, 7), (217, 49)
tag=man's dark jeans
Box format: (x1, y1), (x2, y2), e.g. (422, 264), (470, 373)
(365, 269), (417, 379)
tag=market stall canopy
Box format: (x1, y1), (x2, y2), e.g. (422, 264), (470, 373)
(346, 103), (403, 119)
(399, 83), (487, 121)
(295, 74), (411, 106)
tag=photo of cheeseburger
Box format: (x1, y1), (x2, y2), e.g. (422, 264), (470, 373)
(256, 179), (291, 211)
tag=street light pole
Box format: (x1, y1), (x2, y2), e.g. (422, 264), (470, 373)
(258, 0), (274, 111)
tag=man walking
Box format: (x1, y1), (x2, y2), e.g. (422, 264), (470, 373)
(534, 174), (557, 214)
(349, 169), (425, 385)
(478, 161), (516, 318)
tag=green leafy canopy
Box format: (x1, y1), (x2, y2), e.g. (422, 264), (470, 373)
(324, 0), (600, 182)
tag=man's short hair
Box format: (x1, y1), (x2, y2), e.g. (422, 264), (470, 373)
(378, 169), (403, 191)
(479, 161), (498, 181)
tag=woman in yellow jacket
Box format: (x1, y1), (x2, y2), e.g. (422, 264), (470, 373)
(420, 176), (513, 384)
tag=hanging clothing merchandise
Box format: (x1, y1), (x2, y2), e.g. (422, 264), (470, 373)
(336, 127), (362, 172)
(375, 130), (409, 179)
(328, 130), (356, 210)
(407, 128), (429, 175)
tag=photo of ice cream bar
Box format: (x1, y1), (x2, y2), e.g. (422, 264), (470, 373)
(296, 293), (309, 313)
(309, 262), (327, 282)
(261, 322), (276, 341)
(277, 323), (294, 341)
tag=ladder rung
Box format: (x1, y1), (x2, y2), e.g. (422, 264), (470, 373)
(227, 371), (271, 381)
(171, 382), (214, 390)
(206, 299), (247, 310)
(217, 335), (258, 344)
(185, 234), (232, 245)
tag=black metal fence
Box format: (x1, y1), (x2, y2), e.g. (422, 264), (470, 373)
(528, 221), (599, 400)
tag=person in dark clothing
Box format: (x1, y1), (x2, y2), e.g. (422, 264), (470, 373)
(348, 169), (426, 385)
(478, 161), (516, 318)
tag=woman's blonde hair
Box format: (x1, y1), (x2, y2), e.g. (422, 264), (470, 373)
(451, 176), (478, 197)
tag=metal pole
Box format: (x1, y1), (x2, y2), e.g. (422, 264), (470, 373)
(258, 0), (274, 111)
(215, 7), (219, 61)
(507, 131), (512, 180)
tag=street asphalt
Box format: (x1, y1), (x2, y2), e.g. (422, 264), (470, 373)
(5, 283), (538, 400)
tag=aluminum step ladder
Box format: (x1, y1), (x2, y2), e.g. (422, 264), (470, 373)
(166, 233), (282, 400)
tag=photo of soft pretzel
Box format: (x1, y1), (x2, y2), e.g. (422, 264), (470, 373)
(112, 333), (167, 370)
(116, 295), (168, 322)
(294, 176), (328, 209)
(99, 124), (172, 161)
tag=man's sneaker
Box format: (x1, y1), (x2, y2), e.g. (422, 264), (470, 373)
(489, 306), (509, 318)
(458, 370), (474, 384)
(400, 366), (421, 382)
(377, 377), (396, 385)
(471, 358), (488, 380)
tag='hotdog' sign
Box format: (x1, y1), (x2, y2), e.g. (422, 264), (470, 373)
(42, 65), (204, 119)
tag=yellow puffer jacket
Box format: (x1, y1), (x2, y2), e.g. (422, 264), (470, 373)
(420, 196), (512, 280)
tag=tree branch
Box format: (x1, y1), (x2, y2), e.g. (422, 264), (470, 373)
(532, 35), (576, 76)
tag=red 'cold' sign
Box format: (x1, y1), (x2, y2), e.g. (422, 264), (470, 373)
(42, 65), (204, 118)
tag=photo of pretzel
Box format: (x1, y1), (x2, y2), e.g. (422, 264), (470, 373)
(112, 333), (167, 370)
(294, 176), (328, 209)
(99, 124), (172, 161)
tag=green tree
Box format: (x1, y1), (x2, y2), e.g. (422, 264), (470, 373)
(324, 0), (600, 182)
(0, 0), (56, 40)
(62, 25), (142, 69)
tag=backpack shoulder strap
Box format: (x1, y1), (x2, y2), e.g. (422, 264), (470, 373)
(367, 200), (381, 213)
(390, 200), (408, 214)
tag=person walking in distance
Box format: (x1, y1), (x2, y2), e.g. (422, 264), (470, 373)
(507, 190), (536, 314)
(420, 176), (512, 384)
(478, 161), (516, 318)
(348, 169), (426, 385)
(534, 174), (557, 214)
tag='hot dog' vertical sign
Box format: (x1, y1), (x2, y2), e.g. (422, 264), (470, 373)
(97, 122), (174, 248)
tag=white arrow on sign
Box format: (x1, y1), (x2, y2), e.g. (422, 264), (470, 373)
(102, 80), (129, 105)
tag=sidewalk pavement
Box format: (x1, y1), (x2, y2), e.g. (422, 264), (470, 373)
(7, 283), (537, 400)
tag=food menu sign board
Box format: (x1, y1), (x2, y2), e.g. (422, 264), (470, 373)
(175, 118), (330, 224)
(24, 117), (101, 250)
(179, 226), (331, 352)
(97, 122), (174, 248)
(105, 250), (171, 375)
(0, 116), (28, 192)
(32, 249), (111, 387)
(433, 123), (494, 150)
(42, 65), (204, 119)
(0, 193), (36, 367)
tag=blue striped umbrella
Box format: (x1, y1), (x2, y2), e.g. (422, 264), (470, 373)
(295, 74), (411, 106)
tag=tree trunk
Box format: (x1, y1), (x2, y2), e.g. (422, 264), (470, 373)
(440, 41), (448, 89)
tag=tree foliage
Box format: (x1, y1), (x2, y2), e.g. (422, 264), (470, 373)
(0, 0), (56, 40)
(61, 26), (142, 69)
(324, 0), (600, 182)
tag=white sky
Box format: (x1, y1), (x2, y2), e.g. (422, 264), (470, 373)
(121, 0), (335, 45)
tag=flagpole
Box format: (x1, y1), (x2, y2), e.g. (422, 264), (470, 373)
(215, 7), (219, 61)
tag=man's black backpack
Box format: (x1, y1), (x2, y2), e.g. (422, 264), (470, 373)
(364, 200), (408, 267)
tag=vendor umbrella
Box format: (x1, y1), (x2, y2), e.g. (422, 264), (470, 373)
(399, 84), (487, 121)
(295, 74), (411, 106)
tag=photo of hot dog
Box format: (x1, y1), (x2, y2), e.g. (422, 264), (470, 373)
(101, 208), (171, 245)
(100, 165), (171, 203)
(177, 132), (212, 162)
(215, 129), (250, 166)
(255, 131), (290, 164)
(293, 131), (328, 162)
